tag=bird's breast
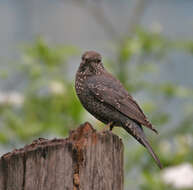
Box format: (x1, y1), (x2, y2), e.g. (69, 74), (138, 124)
(75, 73), (86, 95)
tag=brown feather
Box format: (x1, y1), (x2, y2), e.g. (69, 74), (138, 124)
(86, 74), (158, 134)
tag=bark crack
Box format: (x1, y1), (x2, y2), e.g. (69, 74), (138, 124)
(70, 122), (95, 190)
(1, 157), (7, 190)
(22, 153), (26, 190)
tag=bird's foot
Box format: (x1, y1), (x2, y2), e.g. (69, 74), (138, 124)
(101, 121), (114, 132)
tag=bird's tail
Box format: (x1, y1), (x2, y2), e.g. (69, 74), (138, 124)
(123, 121), (163, 169)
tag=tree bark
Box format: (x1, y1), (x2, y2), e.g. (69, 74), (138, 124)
(0, 122), (124, 190)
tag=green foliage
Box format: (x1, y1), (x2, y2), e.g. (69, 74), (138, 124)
(25, 37), (77, 66)
(0, 38), (83, 144)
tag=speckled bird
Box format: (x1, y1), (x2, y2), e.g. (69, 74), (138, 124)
(75, 51), (162, 169)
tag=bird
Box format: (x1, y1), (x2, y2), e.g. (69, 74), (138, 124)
(75, 51), (162, 169)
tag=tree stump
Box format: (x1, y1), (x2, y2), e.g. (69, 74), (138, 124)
(0, 122), (124, 190)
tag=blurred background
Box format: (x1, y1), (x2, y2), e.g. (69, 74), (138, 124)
(0, 0), (193, 189)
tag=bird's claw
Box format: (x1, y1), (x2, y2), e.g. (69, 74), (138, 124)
(101, 121), (114, 132)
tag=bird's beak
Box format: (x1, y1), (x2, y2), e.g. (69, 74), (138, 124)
(90, 62), (95, 68)
(85, 66), (90, 73)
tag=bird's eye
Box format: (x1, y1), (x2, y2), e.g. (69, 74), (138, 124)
(96, 59), (100, 63)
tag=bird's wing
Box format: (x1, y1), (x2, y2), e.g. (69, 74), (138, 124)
(86, 74), (158, 133)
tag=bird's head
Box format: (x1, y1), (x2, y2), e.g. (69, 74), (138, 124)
(79, 51), (104, 75)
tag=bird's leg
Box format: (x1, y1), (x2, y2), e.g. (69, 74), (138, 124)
(102, 121), (114, 132)
(109, 122), (114, 131)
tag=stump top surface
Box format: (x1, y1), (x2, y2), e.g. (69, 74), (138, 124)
(0, 122), (122, 161)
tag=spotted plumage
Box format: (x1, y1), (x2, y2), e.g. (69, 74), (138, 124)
(75, 51), (162, 169)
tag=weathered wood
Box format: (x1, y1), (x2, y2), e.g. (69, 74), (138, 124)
(0, 122), (124, 190)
